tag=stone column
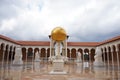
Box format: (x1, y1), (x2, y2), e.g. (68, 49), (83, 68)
(10, 49), (13, 63)
(65, 40), (67, 57)
(111, 48), (114, 68)
(106, 48), (109, 66)
(50, 39), (52, 58)
(116, 47), (119, 70)
(7, 47), (10, 65)
(26, 48), (28, 62)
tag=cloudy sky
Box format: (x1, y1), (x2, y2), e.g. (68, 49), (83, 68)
(0, 0), (120, 42)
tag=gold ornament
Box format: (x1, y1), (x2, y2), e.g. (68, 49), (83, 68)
(51, 27), (67, 41)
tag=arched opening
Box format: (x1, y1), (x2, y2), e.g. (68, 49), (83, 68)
(28, 48), (33, 61)
(101, 48), (104, 61)
(67, 48), (70, 58)
(104, 47), (107, 62)
(4, 45), (9, 61)
(117, 44), (120, 63)
(112, 45), (117, 62)
(47, 48), (50, 58)
(78, 48), (83, 60)
(71, 48), (76, 59)
(9, 46), (13, 60)
(13, 47), (16, 60)
(108, 46), (112, 62)
(84, 48), (89, 61)
(22, 47), (26, 60)
(0, 43), (5, 61)
(90, 48), (95, 62)
(41, 48), (46, 59)
(34, 48), (39, 59)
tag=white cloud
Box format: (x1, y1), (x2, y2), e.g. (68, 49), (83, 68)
(0, 0), (120, 41)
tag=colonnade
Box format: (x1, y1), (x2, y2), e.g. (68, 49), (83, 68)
(100, 44), (120, 67)
(0, 43), (16, 61)
(0, 42), (120, 64)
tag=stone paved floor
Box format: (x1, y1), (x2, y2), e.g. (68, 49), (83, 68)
(0, 61), (120, 80)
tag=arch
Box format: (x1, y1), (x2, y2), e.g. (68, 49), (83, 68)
(8, 45), (13, 60)
(34, 48), (39, 59)
(90, 48), (95, 61)
(108, 46), (112, 61)
(12, 47), (16, 60)
(71, 48), (76, 59)
(117, 44), (120, 62)
(0, 43), (5, 61)
(28, 48), (33, 61)
(112, 45), (117, 62)
(41, 48), (46, 58)
(4, 44), (9, 61)
(101, 48), (104, 61)
(78, 48), (83, 60)
(47, 48), (50, 58)
(104, 47), (107, 61)
(67, 48), (70, 58)
(22, 47), (26, 60)
(84, 48), (89, 61)
(84, 48), (89, 53)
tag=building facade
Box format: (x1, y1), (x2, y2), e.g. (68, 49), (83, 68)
(0, 34), (120, 63)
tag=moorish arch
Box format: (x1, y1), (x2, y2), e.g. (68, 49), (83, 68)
(67, 48), (70, 58)
(71, 48), (76, 59)
(41, 48), (46, 58)
(78, 48), (83, 60)
(90, 48), (95, 61)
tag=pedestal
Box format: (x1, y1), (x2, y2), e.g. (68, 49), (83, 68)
(49, 59), (67, 74)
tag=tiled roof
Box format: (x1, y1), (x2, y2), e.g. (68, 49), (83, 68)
(0, 35), (20, 44)
(0, 34), (120, 46)
(99, 35), (120, 45)
(18, 41), (50, 46)
(68, 42), (100, 47)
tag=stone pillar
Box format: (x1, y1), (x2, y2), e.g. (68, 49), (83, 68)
(94, 47), (103, 66)
(111, 48), (114, 67)
(26, 48), (28, 62)
(65, 40), (67, 57)
(103, 50), (106, 66)
(116, 46), (119, 70)
(7, 47), (10, 65)
(106, 48), (109, 66)
(10, 49), (13, 63)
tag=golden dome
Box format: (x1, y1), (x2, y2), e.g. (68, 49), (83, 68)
(51, 27), (67, 41)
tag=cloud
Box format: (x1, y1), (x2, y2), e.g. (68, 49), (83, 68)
(0, 0), (120, 42)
